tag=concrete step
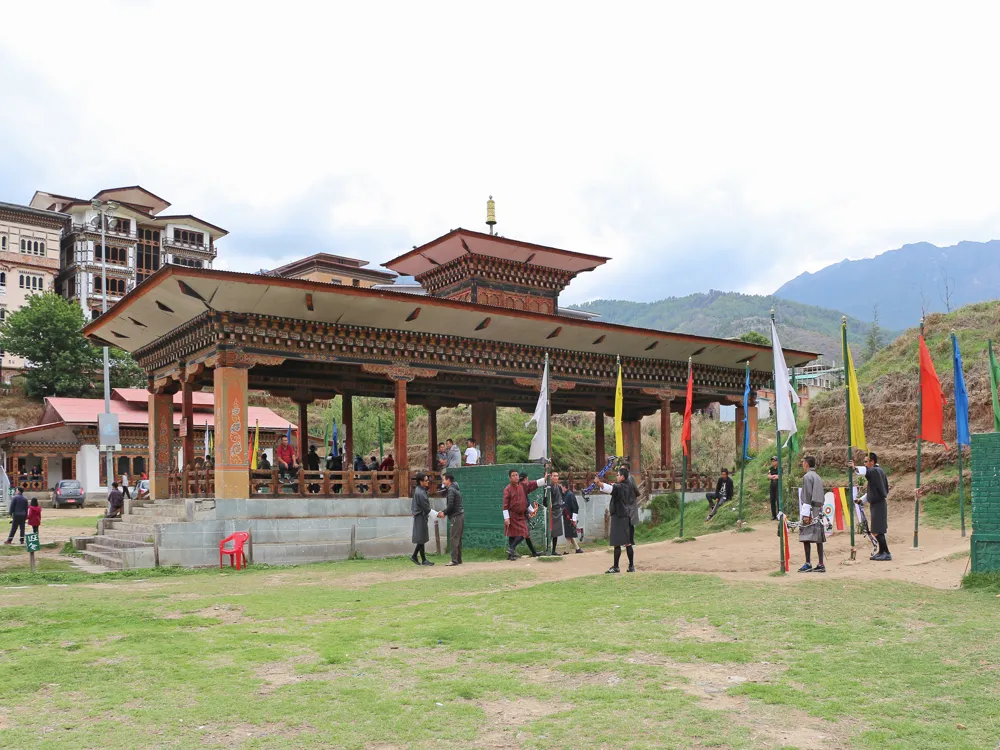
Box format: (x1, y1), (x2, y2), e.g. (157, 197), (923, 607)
(152, 498), (186, 507)
(91, 537), (154, 550)
(129, 506), (186, 519)
(81, 549), (125, 570)
(105, 532), (156, 544)
(109, 522), (157, 535)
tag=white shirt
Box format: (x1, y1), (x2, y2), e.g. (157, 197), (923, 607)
(464, 446), (480, 465)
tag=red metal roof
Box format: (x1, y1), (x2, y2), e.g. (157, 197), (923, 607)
(112, 388), (214, 408)
(43, 396), (294, 431)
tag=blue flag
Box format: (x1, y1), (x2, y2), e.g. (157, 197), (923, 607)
(742, 364), (751, 460)
(952, 333), (970, 447)
(332, 422), (339, 457)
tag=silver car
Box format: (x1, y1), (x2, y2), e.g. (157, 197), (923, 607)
(52, 480), (86, 509)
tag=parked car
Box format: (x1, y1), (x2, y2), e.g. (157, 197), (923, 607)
(136, 478), (150, 501)
(52, 480), (86, 509)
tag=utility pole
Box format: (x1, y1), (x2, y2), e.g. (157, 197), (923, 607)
(92, 199), (120, 489)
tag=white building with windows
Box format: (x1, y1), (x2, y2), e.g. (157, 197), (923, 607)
(28, 186), (227, 320)
(0, 201), (70, 379)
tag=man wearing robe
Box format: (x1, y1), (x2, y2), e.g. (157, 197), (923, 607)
(798, 456), (826, 573)
(561, 479), (583, 553)
(502, 469), (542, 560)
(851, 452), (891, 560)
(598, 468), (637, 573)
(410, 472), (435, 566)
(547, 471), (566, 555)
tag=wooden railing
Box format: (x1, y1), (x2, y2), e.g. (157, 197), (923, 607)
(163, 466), (714, 501)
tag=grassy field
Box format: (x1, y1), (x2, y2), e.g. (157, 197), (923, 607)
(1, 556), (998, 749)
(40, 515), (104, 529)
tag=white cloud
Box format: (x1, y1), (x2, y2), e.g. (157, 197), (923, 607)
(2, 1), (999, 302)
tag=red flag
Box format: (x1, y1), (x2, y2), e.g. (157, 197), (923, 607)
(781, 516), (791, 572)
(681, 359), (694, 457)
(919, 335), (948, 448)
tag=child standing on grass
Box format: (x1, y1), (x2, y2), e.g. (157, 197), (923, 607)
(27, 498), (41, 534)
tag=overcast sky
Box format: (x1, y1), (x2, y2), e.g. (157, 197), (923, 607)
(2, 2), (998, 305)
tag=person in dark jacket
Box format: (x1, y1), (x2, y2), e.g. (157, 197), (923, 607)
(105, 482), (124, 519)
(852, 453), (891, 560)
(561, 480), (583, 553)
(410, 472), (434, 566)
(599, 468), (637, 573)
(5, 487), (29, 544)
(27, 498), (42, 534)
(258, 452), (272, 471)
(705, 468), (735, 520)
(767, 456), (780, 520)
(440, 473), (464, 566)
(547, 471), (566, 555)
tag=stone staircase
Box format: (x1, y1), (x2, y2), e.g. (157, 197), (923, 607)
(74, 498), (188, 570)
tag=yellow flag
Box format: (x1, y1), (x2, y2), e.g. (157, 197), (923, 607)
(845, 338), (867, 451)
(250, 420), (260, 469)
(614, 358), (624, 456)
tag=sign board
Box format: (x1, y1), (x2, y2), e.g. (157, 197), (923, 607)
(98, 413), (120, 451)
(179, 417), (188, 438)
(25, 532), (40, 553)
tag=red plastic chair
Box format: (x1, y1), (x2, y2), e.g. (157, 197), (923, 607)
(219, 531), (250, 570)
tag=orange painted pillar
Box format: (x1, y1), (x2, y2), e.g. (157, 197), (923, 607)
(393, 378), (409, 470)
(747, 398), (759, 452)
(213, 365), (249, 500)
(471, 401), (497, 464)
(148, 390), (175, 500)
(735, 403), (746, 459)
(181, 382), (195, 470)
(623, 419), (642, 472)
(660, 399), (672, 469)
(594, 408), (606, 471)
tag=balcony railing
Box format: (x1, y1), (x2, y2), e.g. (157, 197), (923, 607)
(162, 236), (213, 253)
(71, 222), (137, 240)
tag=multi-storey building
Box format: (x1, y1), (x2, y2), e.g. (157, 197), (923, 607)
(267, 252), (396, 288)
(29, 186), (227, 320)
(0, 201), (71, 377)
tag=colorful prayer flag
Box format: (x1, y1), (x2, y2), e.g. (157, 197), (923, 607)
(614, 358), (624, 457)
(526, 354), (550, 461)
(845, 327), (867, 451)
(919, 335), (948, 448)
(332, 422), (339, 458)
(770, 321), (800, 437)
(250, 420), (260, 469)
(681, 358), (694, 457)
(741, 363), (751, 460)
(989, 340), (1000, 432)
(952, 333), (970, 448)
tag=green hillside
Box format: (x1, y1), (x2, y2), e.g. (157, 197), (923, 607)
(571, 290), (883, 360)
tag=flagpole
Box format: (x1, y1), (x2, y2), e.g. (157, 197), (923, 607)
(680, 356), (691, 539)
(787, 366), (796, 479)
(841, 318), (856, 559)
(772, 309), (785, 575)
(952, 332), (966, 538)
(544, 353), (553, 553)
(737, 360), (749, 525)
(914, 315), (924, 549)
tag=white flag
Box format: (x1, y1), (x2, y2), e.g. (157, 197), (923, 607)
(771, 320), (800, 436)
(525, 356), (549, 461)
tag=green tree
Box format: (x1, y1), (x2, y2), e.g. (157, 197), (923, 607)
(738, 330), (770, 346)
(864, 304), (885, 361)
(0, 292), (145, 397)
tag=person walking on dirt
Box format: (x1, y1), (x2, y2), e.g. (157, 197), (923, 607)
(767, 456), (780, 520)
(4, 486), (29, 544)
(798, 456), (826, 573)
(851, 453), (891, 561)
(706, 468), (734, 520)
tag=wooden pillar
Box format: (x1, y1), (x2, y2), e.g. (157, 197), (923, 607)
(213, 365), (249, 500)
(747, 397), (759, 452)
(594, 408), (606, 471)
(342, 393), (354, 463)
(427, 406), (438, 471)
(148, 389), (175, 501)
(660, 398), (672, 469)
(623, 419), (642, 472)
(393, 378), (409, 470)
(471, 400), (497, 464)
(296, 400), (310, 464)
(181, 381), (195, 470)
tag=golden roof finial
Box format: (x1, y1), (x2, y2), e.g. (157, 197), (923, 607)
(486, 195), (496, 234)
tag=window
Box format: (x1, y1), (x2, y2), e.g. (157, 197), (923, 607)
(95, 244), (127, 264)
(172, 228), (205, 246)
(0, 308), (5, 321)
(20, 239), (25, 251)
(330, 278), (342, 285)
(136, 228), (161, 284)
(172, 257), (203, 268)
(352, 279), (360, 287)
(0, 236), (6, 250)
(18, 238), (45, 256)
(95, 276), (126, 295)
(67, 276), (75, 298)
(19, 273), (45, 290)
(0, 272), (5, 287)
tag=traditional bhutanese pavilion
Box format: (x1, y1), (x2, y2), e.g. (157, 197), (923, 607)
(82, 228), (817, 502)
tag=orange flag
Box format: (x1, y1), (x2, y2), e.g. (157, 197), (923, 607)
(681, 359), (694, 457)
(919, 335), (948, 448)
